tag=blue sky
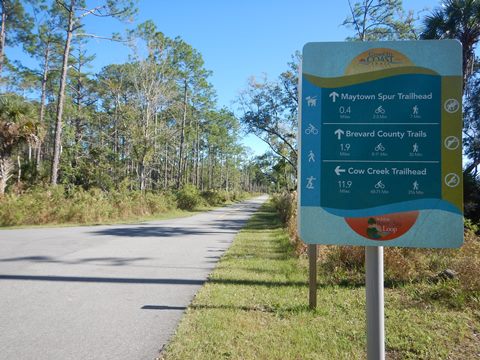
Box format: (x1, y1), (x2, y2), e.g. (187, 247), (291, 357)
(16, 0), (439, 155)
(83, 0), (436, 105)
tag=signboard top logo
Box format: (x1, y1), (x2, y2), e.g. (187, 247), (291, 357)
(345, 48), (413, 75)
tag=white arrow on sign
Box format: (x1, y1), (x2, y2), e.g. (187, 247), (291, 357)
(335, 166), (346, 176)
(334, 129), (345, 140)
(329, 91), (339, 103)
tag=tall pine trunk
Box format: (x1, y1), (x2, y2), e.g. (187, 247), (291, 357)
(51, 0), (75, 185)
(0, 0), (7, 78)
(113, 96), (119, 186)
(194, 117), (199, 186)
(164, 140), (168, 189)
(36, 43), (50, 169)
(176, 79), (187, 189)
(200, 152), (204, 191)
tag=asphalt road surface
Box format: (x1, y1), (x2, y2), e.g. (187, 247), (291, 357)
(0, 195), (267, 360)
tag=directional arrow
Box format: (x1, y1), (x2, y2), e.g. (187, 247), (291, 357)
(329, 91), (339, 103)
(334, 129), (345, 140)
(335, 166), (346, 176)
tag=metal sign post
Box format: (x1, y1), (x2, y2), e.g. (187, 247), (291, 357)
(308, 244), (317, 309)
(366, 246), (385, 360)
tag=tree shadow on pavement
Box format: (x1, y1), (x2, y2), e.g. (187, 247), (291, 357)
(0, 256), (151, 266)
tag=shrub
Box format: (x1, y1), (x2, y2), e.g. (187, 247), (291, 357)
(217, 190), (231, 203)
(464, 172), (480, 223)
(201, 190), (225, 206)
(271, 191), (304, 254)
(319, 244), (461, 285)
(383, 247), (437, 283)
(454, 230), (480, 292)
(271, 192), (294, 224)
(176, 184), (202, 210)
(464, 218), (479, 234)
(0, 186), (179, 226)
(323, 246), (365, 271)
(200, 189), (250, 206)
(270, 188), (480, 306)
(230, 190), (249, 201)
(144, 191), (176, 213)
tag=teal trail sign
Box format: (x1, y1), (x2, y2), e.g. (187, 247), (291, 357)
(299, 40), (463, 248)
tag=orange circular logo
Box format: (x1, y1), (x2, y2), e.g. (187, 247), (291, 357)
(345, 211), (419, 241)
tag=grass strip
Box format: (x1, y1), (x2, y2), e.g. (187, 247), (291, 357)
(160, 201), (480, 360)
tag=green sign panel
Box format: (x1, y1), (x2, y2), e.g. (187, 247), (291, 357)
(299, 40), (463, 248)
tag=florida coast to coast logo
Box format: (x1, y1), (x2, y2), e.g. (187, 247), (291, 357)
(345, 48), (414, 75)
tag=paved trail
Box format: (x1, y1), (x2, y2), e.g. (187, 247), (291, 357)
(0, 196), (267, 360)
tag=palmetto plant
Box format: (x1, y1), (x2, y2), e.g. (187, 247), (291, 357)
(421, 0), (480, 88)
(0, 95), (39, 195)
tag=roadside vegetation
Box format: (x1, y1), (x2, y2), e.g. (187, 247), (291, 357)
(161, 201), (480, 359)
(0, 185), (251, 227)
(272, 192), (480, 306)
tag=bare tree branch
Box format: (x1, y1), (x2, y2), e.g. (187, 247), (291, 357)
(74, 33), (127, 42)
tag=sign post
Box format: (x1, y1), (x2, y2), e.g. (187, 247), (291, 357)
(308, 244), (317, 309)
(299, 40), (463, 358)
(366, 246), (385, 360)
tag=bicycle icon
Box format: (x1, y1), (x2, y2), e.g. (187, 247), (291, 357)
(305, 123), (319, 135)
(374, 143), (385, 152)
(374, 180), (386, 189)
(374, 106), (386, 114)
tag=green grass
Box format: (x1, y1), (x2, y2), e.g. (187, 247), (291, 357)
(160, 202), (480, 360)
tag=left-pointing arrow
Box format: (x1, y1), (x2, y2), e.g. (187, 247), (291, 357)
(335, 166), (346, 176)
